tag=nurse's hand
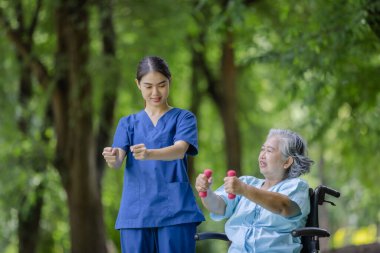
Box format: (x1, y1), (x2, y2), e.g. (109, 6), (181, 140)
(102, 147), (125, 168)
(131, 143), (150, 160)
(195, 173), (213, 194)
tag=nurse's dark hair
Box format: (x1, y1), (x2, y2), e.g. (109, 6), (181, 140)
(136, 56), (172, 82)
(267, 129), (314, 178)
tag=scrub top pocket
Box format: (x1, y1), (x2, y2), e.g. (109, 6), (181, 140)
(167, 182), (198, 217)
(119, 182), (140, 219)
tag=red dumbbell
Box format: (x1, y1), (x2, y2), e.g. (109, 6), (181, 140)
(227, 170), (236, 199)
(199, 169), (213, 198)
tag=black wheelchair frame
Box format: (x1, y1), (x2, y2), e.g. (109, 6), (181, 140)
(195, 185), (340, 253)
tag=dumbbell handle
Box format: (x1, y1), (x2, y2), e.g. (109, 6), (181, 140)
(227, 170), (236, 199)
(199, 169), (213, 198)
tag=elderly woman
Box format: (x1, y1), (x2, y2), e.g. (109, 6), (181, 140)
(195, 129), (313, 253)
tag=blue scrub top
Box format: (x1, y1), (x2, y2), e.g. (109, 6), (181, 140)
(112, 108), (205, 229)
(211, 176), (310, 253)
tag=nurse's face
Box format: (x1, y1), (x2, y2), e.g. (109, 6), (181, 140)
(258, 136), (289, 180)
(136, 71), (170, 108)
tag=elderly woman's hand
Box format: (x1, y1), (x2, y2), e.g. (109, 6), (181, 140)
(195, 173), (213, 194)
(224, 176), (246, 196)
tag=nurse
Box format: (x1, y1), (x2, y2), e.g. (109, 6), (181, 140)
(102, 56), (205, 253)
(195, 129), (313, 253)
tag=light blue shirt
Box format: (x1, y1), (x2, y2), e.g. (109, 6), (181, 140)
(211, 176), (310, 253)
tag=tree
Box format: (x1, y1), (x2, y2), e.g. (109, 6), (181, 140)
(189, 0), (244, 176)
(0, 0), (119, 252)
(0, 1), (48, 252)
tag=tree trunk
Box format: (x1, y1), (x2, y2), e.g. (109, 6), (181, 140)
(191, 3), (242, 176)
(217, 29), (241, 175)
(188, 32), (205, 181)
(18, 184), (44, 253)
(54, 1), (107, 252)
(16, 55), (46, 253)
(1, 0), (109, 252)
(12, 1), (46, 252)
(207, 27), (242, 175)
(95, 0), (119, 187)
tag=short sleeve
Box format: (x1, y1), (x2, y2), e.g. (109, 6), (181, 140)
(174, 110), (198, 156)
(209, 177), (254, 221)
(210, 184), (240, 221)
(112, 117), (130, 151)
(278, 178), (310, 220)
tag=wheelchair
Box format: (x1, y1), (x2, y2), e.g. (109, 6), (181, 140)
(195, 185), (340, 253)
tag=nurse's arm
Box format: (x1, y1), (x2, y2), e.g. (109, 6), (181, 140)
(145, 140), (190, 161)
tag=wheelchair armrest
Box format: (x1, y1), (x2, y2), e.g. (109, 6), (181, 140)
(194, 232), (230, 241)
(291, 227), (330, 238)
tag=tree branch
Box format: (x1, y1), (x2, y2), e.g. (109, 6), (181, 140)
(28, 0), (43, 38)
(0, 7), (50, 88)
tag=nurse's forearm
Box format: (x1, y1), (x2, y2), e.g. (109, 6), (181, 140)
(147, 141), (189, 161)
(201, 190), (226, 215)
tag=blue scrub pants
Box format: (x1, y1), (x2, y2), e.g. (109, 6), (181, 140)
(120, 223), (197, 253)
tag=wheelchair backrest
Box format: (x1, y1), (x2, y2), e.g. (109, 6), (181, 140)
(300, 185), (340, 253)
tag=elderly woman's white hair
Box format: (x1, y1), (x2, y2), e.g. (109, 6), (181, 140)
(268, 129), (314, 178)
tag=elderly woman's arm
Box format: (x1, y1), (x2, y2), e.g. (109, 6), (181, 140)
(241, 185), (300, 217)
(225, 177), (300, 218)
(195, 173), (226, 215)
(201, 190), (227, 216)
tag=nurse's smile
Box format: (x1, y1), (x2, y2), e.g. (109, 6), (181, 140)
(151, 97), (162, 102)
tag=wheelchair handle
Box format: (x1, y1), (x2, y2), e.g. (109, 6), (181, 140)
(318, 185), (340, 198)
(291, 227), (330, 238)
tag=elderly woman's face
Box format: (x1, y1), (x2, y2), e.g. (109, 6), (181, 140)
(258, 136), (288, 179)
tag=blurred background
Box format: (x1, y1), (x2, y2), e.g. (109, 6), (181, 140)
(0, 0), (379, 252)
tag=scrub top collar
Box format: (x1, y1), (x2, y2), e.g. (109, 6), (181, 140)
(143, 107), (176, 128)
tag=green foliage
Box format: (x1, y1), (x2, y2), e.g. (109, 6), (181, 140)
(237, 0), (380, 235)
